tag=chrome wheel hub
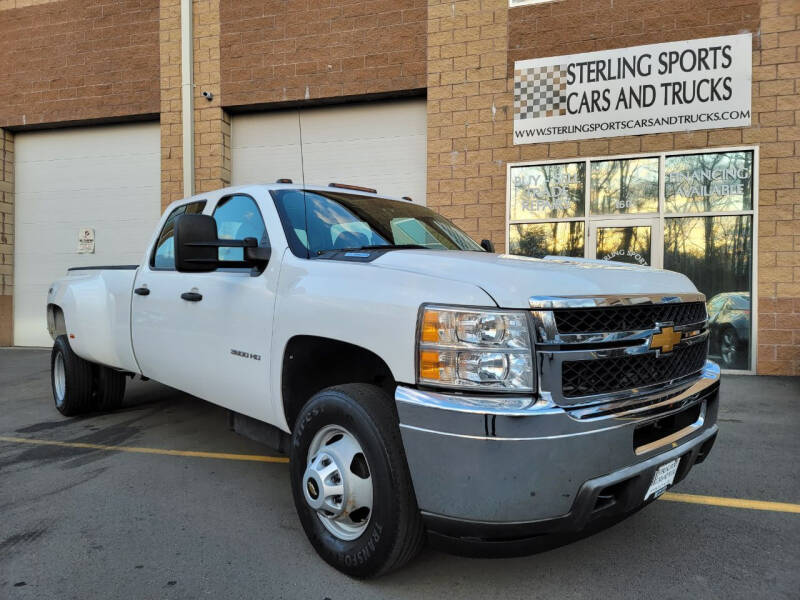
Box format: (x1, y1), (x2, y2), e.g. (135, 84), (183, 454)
(303, 425), (373, 541)
(53, 352), (66, 407)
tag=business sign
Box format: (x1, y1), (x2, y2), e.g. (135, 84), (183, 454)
(513, 34), (751, 144)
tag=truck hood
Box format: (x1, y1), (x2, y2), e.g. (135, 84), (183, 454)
(371, 250), (698, 308)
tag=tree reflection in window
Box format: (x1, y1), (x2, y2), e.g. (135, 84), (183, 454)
(665, 151), (753, 213)
(596, 225), (651, 265)
(590, 158), (659, 215)
(664, 215), (752, 298)
(509, 222), (584, 258)
(665, 215), (752, 369)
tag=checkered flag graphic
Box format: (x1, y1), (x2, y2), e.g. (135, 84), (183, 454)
(514, 65), (567, 120)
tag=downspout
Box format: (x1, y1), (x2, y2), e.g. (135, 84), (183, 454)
(180, 0), (194, 198)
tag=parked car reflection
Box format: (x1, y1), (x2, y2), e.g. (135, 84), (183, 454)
(707, 292), (750, 369)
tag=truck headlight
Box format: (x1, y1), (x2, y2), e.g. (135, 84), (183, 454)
(417, 305), (534, 392)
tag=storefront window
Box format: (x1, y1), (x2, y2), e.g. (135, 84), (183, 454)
(510, 162), (585, 220)
(664, 215), (752, 369)
(590, 157), (659, 215)
(665, 151), (753, 213)
(507, 148), (756, 371)
(509, 222), (584, 258)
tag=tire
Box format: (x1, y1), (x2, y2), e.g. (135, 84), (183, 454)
(290, 384), (424, 578)
(94, 365), (126, 411)
(51, 335), (94, 417)
(719, 327), (742, 369)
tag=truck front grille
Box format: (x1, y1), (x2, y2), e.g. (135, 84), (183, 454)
(561, 340), (708, 398)
(530, 294), (711, 410)
(552, 302), (706, 334)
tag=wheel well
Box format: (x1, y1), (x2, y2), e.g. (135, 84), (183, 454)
(281, 336), (397, 430)
(47, 304), (67, 339)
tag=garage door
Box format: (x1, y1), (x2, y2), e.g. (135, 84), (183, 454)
(231, 99), (427, 204)
(14, 122), (161, 347)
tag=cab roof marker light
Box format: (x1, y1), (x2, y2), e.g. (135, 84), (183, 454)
(328, 183), (378, 194)
(275, 178), (293, 184)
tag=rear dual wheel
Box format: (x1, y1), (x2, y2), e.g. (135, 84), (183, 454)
(290, 384), (424, 578)
(51, 335), (126, 416)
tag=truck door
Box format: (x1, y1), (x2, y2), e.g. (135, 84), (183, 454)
(131, 199), (208, 389)
(132, 194), (279, 423)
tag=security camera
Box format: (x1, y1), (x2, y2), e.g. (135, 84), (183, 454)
(202, 91), (214, 101)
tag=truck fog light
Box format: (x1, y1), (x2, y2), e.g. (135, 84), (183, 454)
(457, 352), (508, 382)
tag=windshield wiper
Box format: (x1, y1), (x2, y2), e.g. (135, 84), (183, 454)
(316, 244), (427, 256)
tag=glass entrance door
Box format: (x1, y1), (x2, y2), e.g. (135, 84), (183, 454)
(588, 218), (662, 268)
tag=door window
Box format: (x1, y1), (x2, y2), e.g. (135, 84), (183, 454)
(151, 201), (206, 269)
(595, 225), (652, 266)
(212, 195), (270, 262)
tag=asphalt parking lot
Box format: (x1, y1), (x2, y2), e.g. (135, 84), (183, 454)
(1, 348), (798, 599)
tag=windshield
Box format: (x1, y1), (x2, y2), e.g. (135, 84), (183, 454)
(271, 189), (484, 257)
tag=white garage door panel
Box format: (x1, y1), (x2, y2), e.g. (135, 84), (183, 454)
(232, 99), (427, 204)
(231, 111), (304, 186)
(14, 123), (160, 347)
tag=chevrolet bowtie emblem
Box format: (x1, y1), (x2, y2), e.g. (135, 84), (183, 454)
(650, 325), (682, 354)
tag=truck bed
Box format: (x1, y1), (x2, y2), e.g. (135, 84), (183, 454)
(48, 266), (141, 374)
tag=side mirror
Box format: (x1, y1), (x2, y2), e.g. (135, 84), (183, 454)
(480, 239), (495, 253)
(174, 216), (272, 273)
(174, 214), (219, 272)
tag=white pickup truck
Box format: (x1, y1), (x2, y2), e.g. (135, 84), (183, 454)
(46, 182), (720, 577)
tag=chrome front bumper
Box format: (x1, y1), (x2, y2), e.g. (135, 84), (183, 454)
(395, 361), (720, 538)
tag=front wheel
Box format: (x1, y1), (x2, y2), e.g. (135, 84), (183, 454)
(289, 384), (424, 578)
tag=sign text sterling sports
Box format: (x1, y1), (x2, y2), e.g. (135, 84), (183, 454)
(513, 34), (751, 144)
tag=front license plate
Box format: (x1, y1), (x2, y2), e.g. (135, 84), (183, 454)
(644, 458), (680, 501)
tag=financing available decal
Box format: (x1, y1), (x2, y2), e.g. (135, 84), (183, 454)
(513, 34), (751, 144)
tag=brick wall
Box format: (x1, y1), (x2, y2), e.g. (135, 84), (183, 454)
(426, 0), (799, 374)
(160, 0), (183, 209)
(0, 0), (160, 128)
(220, 0), (427, 107)
(426, 0), (511, 246)
(0, 1), (61, 9)
(194, 0), (230, 195)
(756, 0), (800, 375)
(161, 0), (231, 210)
(0, 129), (13, 346)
